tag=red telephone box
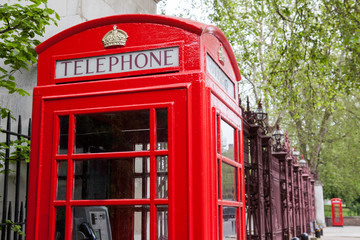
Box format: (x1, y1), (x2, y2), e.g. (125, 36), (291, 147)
(27, 14), (246, 240)
(331, 198), (343, 226)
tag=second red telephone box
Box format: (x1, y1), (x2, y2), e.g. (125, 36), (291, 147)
(331, 198), (343, 226)
(27, 14), (246, 240)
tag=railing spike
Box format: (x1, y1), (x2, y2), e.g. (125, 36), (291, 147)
(18, 115), (22, 134)
(6, 202), (12, 239)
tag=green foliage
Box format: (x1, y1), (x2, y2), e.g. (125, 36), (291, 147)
(318, 93), (360, 203)
(5, 220), (25, 236)
(205, 0), (347, 172)
(209, 0), (352, 107)
(162, 0), (360, 202)
(0, 0), (59, 118)
(322, 0), (360, 90)
(347, 201), (360, 216)
(10, 137), (31, 162)
(0, 137), (30, 173)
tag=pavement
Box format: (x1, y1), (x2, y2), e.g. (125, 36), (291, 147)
(320, 226), (360, 239)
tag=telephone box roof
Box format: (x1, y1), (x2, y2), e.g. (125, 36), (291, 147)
(36, 14), (241, 81)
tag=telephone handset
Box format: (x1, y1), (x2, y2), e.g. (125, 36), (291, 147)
(79, 222), (97, 240)
(73, 206), (112, 240)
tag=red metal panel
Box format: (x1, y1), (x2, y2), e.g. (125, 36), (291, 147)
(26, 95), (42, 240)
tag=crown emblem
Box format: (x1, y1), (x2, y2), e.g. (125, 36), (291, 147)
(102, 25), (128, 48)
(219, 44), (225, 63)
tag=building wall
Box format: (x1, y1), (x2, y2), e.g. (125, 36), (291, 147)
(326, 216), (360, 226)
(0, 0), (159, 217)
(315, 181), (326, 227)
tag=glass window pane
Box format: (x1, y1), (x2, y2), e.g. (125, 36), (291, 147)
(207, 54), (235, 98)
(156, 109), (168, 150)
(134, 157), (150, 199)
(55, 207), (66, 240)
(221, 120), (235, 160)
(56, 161), (67, 200)
(222, 163), (236, 201)
(75, 110), (150, 153)
(222, 207), (238, 240)
(157, 156), (168, 199)
(157, 205), (168, 240)
(58, 116), (69, 155)
(73, 158), (150, 200)
(73, 206), (150, 240)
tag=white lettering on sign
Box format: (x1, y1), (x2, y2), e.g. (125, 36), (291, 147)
(55, 47), (179, 79)
(206, 54), (235, 98)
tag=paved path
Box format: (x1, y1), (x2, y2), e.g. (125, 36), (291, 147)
(321, 226), (360, 239)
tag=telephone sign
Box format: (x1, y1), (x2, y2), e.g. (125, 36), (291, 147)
(55, 46), (179, 79)
(27, 14), (245, 240)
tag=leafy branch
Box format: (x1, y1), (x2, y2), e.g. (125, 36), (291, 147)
(0, 0), (59, 118)
(5, 220), (25, 236)
(0, 137), (30, 173)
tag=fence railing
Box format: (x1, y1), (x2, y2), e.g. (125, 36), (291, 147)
(0, 113), (31, 240)
(243, 101), (317, 240)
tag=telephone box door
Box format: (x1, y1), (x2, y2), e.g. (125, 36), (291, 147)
(331, 198), (343, 227)
(30, 86), (188, 240)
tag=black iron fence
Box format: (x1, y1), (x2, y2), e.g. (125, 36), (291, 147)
(0, 113), (31, 240)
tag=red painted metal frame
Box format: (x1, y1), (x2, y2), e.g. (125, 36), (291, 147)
(27, 14), (245, 240)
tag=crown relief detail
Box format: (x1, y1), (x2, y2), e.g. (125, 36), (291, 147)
(219, 44), (225, 63)
(102, 25), (128, 48)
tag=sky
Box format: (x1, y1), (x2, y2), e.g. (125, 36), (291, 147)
(157, 0), (212, 24)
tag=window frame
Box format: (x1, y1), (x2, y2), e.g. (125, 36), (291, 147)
(215, 111), (244, 240)
(51, 104), (171, 240)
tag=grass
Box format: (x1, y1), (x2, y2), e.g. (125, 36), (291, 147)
(324, 205), (358, 217)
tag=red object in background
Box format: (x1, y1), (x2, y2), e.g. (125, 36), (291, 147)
(27, 14), (246, 240)
(331, 198), (343, 226)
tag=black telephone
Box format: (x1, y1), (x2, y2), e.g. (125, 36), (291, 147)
(79, 222), (97, 240)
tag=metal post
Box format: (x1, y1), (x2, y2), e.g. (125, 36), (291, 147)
(13, 116), (22, 240)
(262, 135), (275, 240)
(6, 203), (12, 239)
(19, 202), (24, 240)
(288, 157), (296, 238)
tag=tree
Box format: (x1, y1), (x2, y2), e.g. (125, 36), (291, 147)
(0, 0), (59, 117)
(191, 0), (360, 170)
(161, 0), (360, 201)
(318, 92), (360, 204)
(208, 0), (343, 170)
(322, 0), (360, 90)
